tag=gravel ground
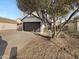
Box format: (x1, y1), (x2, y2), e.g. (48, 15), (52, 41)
(0, 31), (79, 59)
(0, 31), (38, 59)
(17, 33), (79, 59)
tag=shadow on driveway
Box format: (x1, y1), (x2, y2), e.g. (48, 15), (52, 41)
(9, 47), (17, 59)
(0, 36), (8, 59)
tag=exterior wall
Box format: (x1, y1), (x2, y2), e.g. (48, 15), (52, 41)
(0, 23), (17, 30)
(68, 22), (77, 32)
(77, 21), (79, 32)
(17, 23), (23, 31)
(40, 24), (45, 33)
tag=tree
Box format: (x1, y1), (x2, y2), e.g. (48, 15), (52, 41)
(16, 0), (79, 39)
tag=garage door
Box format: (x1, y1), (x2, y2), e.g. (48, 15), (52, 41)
(23, 22), (40, 32)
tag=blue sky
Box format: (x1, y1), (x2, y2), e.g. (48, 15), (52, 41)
(0, 0), (20, 20)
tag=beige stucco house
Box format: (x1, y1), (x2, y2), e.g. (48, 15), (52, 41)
(0, 17), (18, 31)
(64, 18), (79, 32)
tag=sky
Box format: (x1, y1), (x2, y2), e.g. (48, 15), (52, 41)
(0, 0), (79, 20)
(0, 0), (20, 20)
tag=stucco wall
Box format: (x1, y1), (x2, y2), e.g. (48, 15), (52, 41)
(0, 23), (17, 30)
(77, 21), (79, 32)
(68, 22), (77, 32)
(40, 24), (45, 33)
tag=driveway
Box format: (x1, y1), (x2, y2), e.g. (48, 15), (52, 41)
(0, 31), (37, 59)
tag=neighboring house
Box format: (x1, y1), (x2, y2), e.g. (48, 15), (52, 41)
(21, 16), (42, 32)
(64, 18), (79, 32)
(0, 17), (18, 31)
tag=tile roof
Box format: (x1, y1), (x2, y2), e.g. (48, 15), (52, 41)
(0, 17), (18, 24)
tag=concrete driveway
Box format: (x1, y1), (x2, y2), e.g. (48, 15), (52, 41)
(0, 31), (37, 59)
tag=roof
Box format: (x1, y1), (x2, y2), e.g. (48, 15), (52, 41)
(0, 17), (18, 24)
(21, 16), (41, 22)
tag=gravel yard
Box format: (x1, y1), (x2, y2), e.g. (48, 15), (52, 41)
(0, 31), (79, 59)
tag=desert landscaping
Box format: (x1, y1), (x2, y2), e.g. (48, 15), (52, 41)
(0, 31), (39, 59)
(0, 30), (79, 59)
(0, 0), (79, 59)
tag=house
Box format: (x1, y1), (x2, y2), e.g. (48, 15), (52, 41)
(21, 16), (42, 32)
(64, 18), (79, 32)
(0, 17), (18, 31)
(21, 15), (61, 33)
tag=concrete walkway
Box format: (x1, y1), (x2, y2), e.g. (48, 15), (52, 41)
(0, 31), (37, 59)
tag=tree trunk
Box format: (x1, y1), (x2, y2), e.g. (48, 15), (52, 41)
(52, 20), (56, 38)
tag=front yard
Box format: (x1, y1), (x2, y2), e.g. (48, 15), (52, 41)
(0, 30), (79, 59)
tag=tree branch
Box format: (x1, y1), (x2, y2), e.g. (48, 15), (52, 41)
(56, 8), (79, 37)
(44, 13), (51, 26)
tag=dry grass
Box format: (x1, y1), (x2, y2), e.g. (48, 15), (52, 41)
(17, 33), (79, 59)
